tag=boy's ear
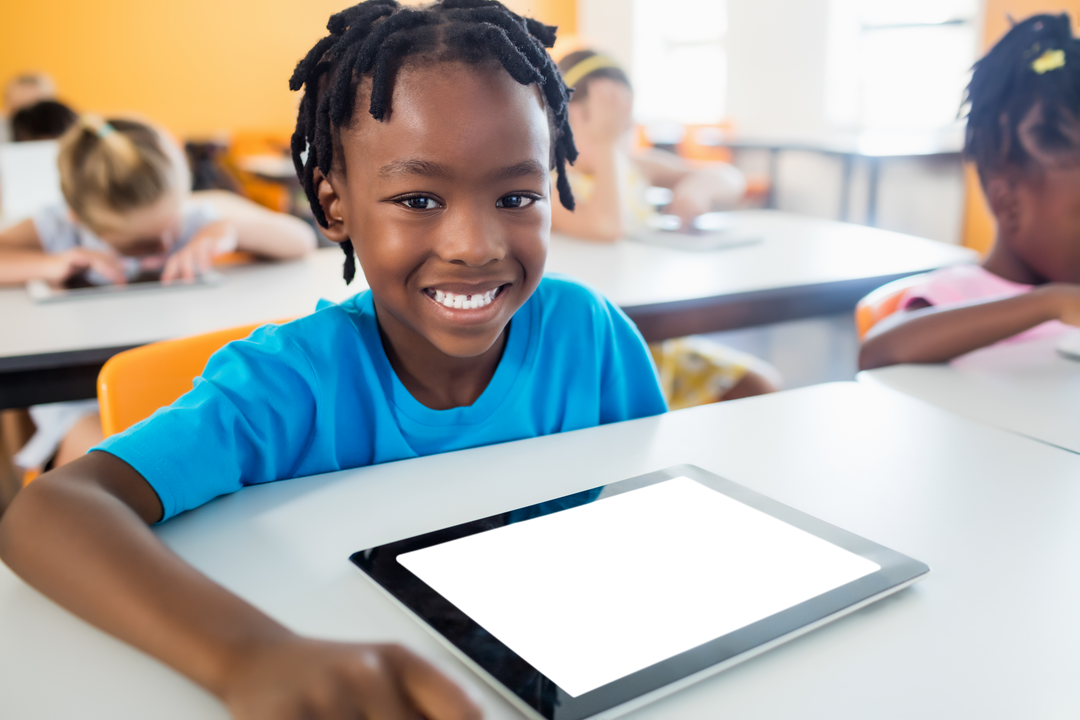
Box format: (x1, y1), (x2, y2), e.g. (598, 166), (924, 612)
(313, 169), (349, 243)
(984, 175), (1022, 237)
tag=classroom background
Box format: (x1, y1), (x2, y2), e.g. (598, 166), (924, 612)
(0, 0), (1076, 481)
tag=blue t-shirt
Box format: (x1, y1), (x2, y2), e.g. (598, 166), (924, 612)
(98, 276), (667, 521)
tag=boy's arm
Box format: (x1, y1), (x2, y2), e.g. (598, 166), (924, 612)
(858, 284), (1080, 370)
(0, 451), (479, 720)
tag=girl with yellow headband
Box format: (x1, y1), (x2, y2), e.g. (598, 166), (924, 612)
(552, 49), (746, 241)
(553, 49), (778, 406)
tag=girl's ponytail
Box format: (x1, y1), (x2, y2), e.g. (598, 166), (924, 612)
(57, 116), (180, 232)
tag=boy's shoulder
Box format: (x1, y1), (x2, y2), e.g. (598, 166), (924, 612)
(536, 273), (616, 315)
(234, 291), (372, 361)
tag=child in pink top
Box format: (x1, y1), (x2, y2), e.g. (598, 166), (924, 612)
(860, 14), (1080, 369)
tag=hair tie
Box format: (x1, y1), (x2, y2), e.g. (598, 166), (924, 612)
(562, 54), (621, 89)
(78, 113), (117, 139)
(1032, 48), (1066, 74)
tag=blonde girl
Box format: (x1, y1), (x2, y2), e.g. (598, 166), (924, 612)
(0, 115), (316, 470)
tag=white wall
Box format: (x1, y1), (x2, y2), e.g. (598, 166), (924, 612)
(725, 0), (833, 138)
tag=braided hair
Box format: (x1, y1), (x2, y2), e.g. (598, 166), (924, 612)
(289, 0), (578, 283)
(964, 13), (1080, 183)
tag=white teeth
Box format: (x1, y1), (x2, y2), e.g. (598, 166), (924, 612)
(432, 286), (501, 310)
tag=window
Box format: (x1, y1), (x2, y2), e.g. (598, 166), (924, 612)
(632, 0), (728, 124)
(825, 0), (978, 131)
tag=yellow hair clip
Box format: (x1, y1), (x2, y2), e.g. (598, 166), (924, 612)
(1032, 48), (1066, 75)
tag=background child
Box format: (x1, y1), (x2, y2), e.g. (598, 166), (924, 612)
(0, 114), (316, 472)
(0, 2), (666, 718)
(552, 49), (746, 241)
(11, 99), (77, 141)
(860, 14), (1080, 369)
(553, 49), (778, 405)
(1, 72), (57, 144)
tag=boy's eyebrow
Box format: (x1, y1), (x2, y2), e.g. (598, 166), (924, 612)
(492, 160), (547, 181)
(377, 159), (547, 181)
(378, 159), (454, 179)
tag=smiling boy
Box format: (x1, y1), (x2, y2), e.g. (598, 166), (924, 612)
(0, 3), (666, 718)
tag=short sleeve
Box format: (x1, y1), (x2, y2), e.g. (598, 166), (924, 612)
(595, 295), (668, 423)
(31, 204), (79, 255)
(95, 324), (319, 521)
(174, 201), (222, 251)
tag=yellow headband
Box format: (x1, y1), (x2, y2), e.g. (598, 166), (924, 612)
(562, 54), (621, 89)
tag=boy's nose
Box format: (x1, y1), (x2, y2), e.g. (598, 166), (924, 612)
(436, 202), (506, 267)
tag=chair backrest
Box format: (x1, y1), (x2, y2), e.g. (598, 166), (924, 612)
(855, 274), (929, 340)
(97, 320), (288, 437)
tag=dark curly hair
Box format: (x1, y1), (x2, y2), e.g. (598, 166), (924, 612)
(289, 0), (578, 283)
(964, 13), (1080, 184)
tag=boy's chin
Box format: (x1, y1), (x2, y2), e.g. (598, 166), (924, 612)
(429, 331), (506, 360)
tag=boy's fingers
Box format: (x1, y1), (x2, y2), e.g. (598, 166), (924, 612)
(387, 645), (482, 720)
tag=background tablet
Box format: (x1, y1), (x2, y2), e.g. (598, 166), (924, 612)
(351, 464), (929, 720)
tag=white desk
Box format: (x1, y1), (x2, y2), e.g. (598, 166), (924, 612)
(859, 334), (1080, 454)
(3, 382), (1079, 719)
(1, 211), (974, 407)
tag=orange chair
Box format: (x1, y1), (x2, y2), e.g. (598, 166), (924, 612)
(97, 320), (289, 438)
(854, 274), (930, 340)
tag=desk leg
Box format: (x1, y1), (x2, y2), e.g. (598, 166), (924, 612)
(839, 154), (853, 222)
(866, 157), (881, 227)
(765, 148), (780, 209)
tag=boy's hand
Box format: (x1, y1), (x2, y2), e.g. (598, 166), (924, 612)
(161, 220), (238, 284)
(223, 637), (482, 720)
(45, 247), (127, 285)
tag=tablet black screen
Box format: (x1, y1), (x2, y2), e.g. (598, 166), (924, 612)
(401, 481), (872, 695)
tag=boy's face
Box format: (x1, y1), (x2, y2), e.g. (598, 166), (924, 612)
(321, 62), (551, 359)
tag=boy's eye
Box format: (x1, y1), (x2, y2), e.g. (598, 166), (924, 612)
(400, 196), (440, 210)
(497, 194), (537, 209)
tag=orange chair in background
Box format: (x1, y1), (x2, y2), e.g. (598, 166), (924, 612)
(97, 320), (289, 438)
(854, 274), (929, 340)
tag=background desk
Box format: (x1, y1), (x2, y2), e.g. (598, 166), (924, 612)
(710, 130), (963, 226)
(1, 211), (974, 408)
(2, 382), (1079, 719)
(859, 334), (1080, 454)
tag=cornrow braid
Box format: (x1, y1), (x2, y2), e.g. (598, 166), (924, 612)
(964, 13), (1080, 182)
(290, 0), (578, 284)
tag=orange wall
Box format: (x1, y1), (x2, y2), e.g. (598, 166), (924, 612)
(962, 1), (1080, 253)
(0, 0), (576, 140)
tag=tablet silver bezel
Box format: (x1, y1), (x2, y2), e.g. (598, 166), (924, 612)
(352, 464), (928, 716)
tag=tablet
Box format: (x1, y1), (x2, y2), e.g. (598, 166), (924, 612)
(626, 212), (762, 252)
(26, 269), (222, 303)
(351, 464), (929, 720)
(1058, 331), (1080, 361)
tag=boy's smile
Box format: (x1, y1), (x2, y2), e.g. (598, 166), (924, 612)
(316, 60), (553, 408)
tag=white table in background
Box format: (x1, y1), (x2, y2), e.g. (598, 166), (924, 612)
(2, 382), (1079, 719)
(859, 334), (1080, 454)
(1, 211), (974, 408)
